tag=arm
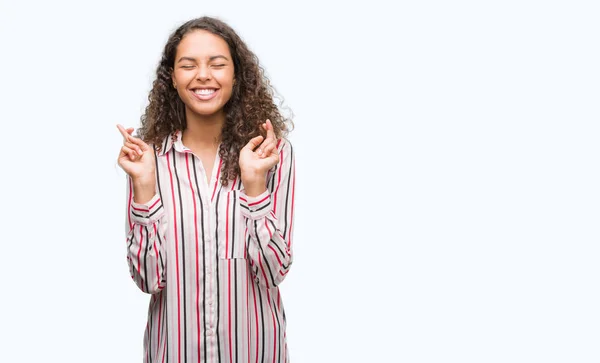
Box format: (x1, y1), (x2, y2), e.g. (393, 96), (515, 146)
(116, 124), (167, 295)
(125, 176), (167, 294)
(240, 139), (295, 287)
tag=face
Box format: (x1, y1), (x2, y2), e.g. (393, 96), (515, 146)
(172, 29), (235, 120)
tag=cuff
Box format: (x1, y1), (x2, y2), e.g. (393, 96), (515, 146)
(239, 189), (272, 220)
(130, 194), (164, 225)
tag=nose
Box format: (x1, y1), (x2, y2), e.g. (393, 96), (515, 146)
(196, 64), (211, 81)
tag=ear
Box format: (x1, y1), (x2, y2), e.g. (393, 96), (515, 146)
(171, 71), (177, 89)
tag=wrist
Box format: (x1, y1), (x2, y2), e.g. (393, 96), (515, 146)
(241, 177), (267, 197)
(131, 173), (155, 187)
(132, 177), (156, 204)
(243, 186), (267, 198)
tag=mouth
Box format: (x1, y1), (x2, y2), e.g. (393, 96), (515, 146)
(190, 88), (219, 101)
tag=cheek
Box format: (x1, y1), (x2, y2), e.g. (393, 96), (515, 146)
(173, 72), (187, 87)
(222, 79), (234, 90)
(219, 69), (235, 87)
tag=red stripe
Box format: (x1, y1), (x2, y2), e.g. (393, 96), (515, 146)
(251, 276), (259, 363)
(209, 218), (215, 363)
(156, 291), (163, 361)
(149, 198), (161, 210)
(166, 153), (182, 363)
(248, 195), (269, 206)
(264, 219), (273, 238)
(211, 158), (223, 202)
(244, 229), (248, 259)
(264, 287), (277, 363)
(226, 193), (231, 257)
(127, 179), (133, 230)
(273, 147), (284, 214)
(268, 245), (283, 267)
(247, 266), (251, 362)
(153, 225), (160, 290)
(132, 206), (149, 212)
(258, 253), (270, 288)
(227, 194), (233, 361)
(137, 225), (144, 292)
(185, 153), (202, 362)
(289, 161), (295, 247)
(228, 260), (233, 363)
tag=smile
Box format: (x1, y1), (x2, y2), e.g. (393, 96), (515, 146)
(191, 88), (219, 101)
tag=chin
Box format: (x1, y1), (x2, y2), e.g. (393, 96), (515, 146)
(188, 105), (224, 118)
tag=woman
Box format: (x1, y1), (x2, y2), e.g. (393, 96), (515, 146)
(117, 16), (295, 363)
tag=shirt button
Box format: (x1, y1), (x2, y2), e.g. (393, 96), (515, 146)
(208, 301), (213, 305)
(207, 329), (213, 336)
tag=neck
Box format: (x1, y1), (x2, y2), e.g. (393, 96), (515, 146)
(182, 110), (225, 149)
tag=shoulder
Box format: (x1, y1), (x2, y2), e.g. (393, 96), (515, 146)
(276, 137), (294, 154)
(273, 138), (294, 172)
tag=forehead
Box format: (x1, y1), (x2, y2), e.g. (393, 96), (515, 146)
(176, 29), (231, 58)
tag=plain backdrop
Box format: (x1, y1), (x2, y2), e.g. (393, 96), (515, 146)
(0, 0), (599, 362)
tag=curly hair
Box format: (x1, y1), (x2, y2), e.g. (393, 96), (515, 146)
(138, 16), (293, 185)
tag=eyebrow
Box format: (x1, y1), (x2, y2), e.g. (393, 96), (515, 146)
(209, 55), (229, 61)
(176, 55), (230, 63)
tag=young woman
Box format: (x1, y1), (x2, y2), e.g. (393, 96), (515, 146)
(117, 16), (295, 363)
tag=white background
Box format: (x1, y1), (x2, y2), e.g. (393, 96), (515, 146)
(1, 0), (599, 362)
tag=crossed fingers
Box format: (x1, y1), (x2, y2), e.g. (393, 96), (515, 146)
(257, 119), (278, 158)
(117, 124), (149, 161)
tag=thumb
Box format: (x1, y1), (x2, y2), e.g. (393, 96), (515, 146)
(243, 135), (264, 151)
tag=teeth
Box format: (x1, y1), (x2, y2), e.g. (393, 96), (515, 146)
(194, 89), (215, 95)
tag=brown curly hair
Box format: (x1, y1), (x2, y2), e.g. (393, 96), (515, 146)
(138, 16), (293, 185)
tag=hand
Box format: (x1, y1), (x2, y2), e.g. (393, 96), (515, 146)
(239, 119), (280, 196)
(116, 124), (155, 184)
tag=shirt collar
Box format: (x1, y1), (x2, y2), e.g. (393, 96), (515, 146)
(157, 130), (192, 156)
(157, 130), (227, 157)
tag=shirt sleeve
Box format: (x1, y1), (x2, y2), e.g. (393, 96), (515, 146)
(239, 138), (296, 288)
(124, 176), (167, 294)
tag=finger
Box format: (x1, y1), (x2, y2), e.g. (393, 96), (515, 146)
(117, 125), (150, 152)
(120, 145), (138, 161)
(243, 135), (264, 151)
(263, 119), (276, 142)
(125, 141), (143, 156)
(256, 121), (275, 157)
(117, 124), (132, 141)
(257, 139), (274, 157)
(260, 141), (278, 158)
(262, 150), (280, 168)
(265, 119), (276, 141)
(117, 124), (142, 141)
(127, 136), (150, 152)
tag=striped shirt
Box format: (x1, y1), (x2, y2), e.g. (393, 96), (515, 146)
(124, 130), (295, 363)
